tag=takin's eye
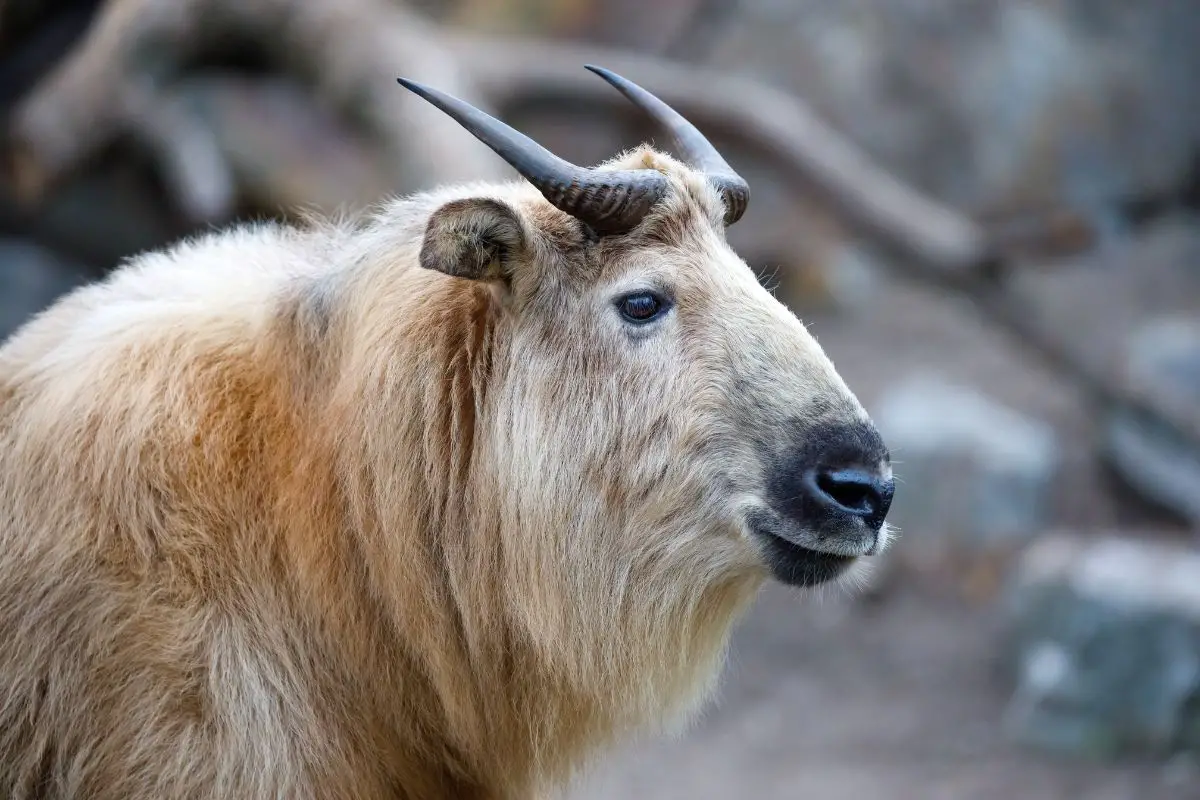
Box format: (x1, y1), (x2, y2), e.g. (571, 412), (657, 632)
(614, 291), (672, 325)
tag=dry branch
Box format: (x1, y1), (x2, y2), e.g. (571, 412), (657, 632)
(5, 0), (503, 211)
(222, 0), (505, 187)
(123, 77), (236, 222)
(5, 0), (206, 201)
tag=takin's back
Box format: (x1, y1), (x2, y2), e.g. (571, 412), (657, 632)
(0, 221), (454, 799)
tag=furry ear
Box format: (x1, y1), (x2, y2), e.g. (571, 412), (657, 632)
(419, 198), (526, 282)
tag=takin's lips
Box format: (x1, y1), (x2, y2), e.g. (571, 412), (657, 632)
(755, 530), (857, 587)
(745, 506), (867, 587)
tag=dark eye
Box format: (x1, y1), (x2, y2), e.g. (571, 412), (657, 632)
(616, 291), (670, 324)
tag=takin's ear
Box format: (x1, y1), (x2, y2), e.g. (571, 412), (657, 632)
(419, 198), (527, 282)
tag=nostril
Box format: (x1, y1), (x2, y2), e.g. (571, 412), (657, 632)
(815, 470), (873, 514)
(809, 468), (893, 524)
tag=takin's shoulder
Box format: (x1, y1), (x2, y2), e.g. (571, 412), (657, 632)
(0, 220), (352, 528)
(2, 222), (315, 376)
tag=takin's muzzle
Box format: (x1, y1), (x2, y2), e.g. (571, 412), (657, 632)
(750, 419), (893, 587)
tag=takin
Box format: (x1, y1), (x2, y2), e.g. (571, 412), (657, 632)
(0, 66), (894, 799)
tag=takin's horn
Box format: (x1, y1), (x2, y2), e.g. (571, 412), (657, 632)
(397, 66), (750, 233)
(397, 76), (669, 235)
(583, 65), (749, 227)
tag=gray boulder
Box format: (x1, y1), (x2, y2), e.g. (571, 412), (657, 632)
(1104, 317), (1200, 525)
(873, 372), (1060, 554)
(1002, 532), (1200, 757)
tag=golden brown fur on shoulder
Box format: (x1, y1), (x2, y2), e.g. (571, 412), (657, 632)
(0, 144), (892, 799)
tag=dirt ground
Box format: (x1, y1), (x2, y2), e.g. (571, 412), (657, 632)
(568, 583), (1196, 800)
(565, 243), (1200, 799)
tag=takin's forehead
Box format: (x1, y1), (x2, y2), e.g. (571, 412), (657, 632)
(518, 147), (734, 281)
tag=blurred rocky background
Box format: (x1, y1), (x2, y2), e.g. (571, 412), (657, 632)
(3, 0), (1199, 797)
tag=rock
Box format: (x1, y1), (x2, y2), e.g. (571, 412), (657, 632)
(0, 240), (92, 344)
(872, 372), (1060, 555)
(1006, 213), (1200, 390)
(698, 0), (1200, 220)
(1001, 531), (1200, 758)
(1103, 317), (1200, 525)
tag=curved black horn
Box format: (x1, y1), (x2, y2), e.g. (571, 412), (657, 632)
(397, 77), (668, 235)
(583, 65), (749, 227)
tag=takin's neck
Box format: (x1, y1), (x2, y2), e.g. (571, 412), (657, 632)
(284, 265), (759, 796)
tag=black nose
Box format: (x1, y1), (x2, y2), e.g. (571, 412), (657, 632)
(763, 419), (893, 553)
(803, 467), (894, 531)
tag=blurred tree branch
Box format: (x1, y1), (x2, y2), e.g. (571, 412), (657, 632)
(5, 0), (503, 214)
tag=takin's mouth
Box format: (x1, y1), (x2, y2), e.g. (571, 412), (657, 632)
(744, 505), (870, 587)
(754, 530), (858, 587)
